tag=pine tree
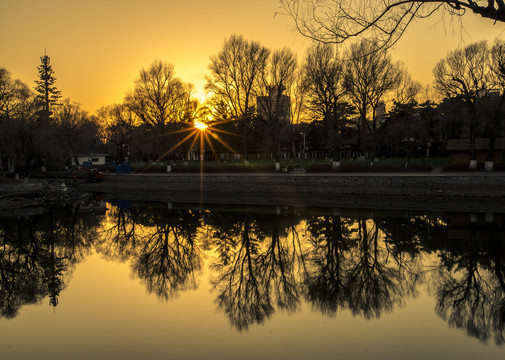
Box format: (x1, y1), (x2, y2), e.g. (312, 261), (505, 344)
(34, 53), (61, 120)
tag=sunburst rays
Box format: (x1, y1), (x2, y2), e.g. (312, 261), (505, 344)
(140, 117), (241, 171)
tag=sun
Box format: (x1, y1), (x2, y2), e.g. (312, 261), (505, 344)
(139, 112), (241, 172)
(194, 120), (208, 131)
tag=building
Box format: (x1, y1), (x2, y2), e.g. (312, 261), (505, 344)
(71, 149), (108, 167)
(256, 86), (291, 124)
(446, 138), (505, 165)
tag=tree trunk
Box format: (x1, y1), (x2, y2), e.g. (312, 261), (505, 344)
(333, 116), (342, 170)
(469, 100), (478, 169)
(241, 115), (248, 162)
(372, 107), (377, 161)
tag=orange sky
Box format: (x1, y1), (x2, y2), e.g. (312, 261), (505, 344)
(1, 0), (504, 113)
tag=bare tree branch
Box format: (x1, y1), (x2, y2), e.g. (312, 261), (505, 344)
(279, 1), (505, 50)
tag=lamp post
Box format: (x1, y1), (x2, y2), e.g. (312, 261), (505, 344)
(300, 132), (306, 159)
(123, 144), (130, 163)
(427, 142), (431, 167)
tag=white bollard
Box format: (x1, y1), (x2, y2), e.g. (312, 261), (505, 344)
(484, 161), (494, 171)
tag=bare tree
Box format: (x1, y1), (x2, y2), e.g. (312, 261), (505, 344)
(257, 47), (298, 163)
(394, 67), (422, 105)
(434, 41), (495, 168)
(289, 70), (307, 154)
(53, 99), (99, 166)
(125, 61), (191, 160)
(280, 1), (505, 50)
(97, 103), (138, 161)
(206, 34), (270, 159)
(344, 41), (402, 159)
(0, 70), (41, 171)
(0, 69), (33, 121)
(488, 38), (505, 169)
(302, 44), (350, 167)
(125, 61), (188, 132)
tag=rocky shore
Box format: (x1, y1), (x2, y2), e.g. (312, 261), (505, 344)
(0, 179), (91, 217)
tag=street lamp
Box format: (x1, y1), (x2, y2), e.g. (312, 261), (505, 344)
(300, 132), (306, 159)
(123, 144), (130, 163)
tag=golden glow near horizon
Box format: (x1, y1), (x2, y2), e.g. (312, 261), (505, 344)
(1, 1), (503, 113)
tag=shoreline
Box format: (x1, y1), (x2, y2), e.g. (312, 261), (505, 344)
(75, 172), (505, 213)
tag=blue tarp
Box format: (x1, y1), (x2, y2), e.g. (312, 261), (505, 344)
(116, 163), (131, 174)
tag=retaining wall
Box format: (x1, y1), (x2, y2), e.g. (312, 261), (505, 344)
(77, 173), (505, 212)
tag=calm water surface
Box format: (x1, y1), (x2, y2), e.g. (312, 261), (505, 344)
(1, 200), (504, 359)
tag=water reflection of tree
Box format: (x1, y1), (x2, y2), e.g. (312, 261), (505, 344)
(430, 219), (505, 345)
(99, 205), (203, 301)
(208, 212), (304, 331)
(98, 205), (141, 260)
(0, 216), (45, 318)
(342, 217), (406, 319)
(305, 215), (423, 319)
(0, 208), (98, 317)
(134, 208), (202, 301)
(304, 215), (356, 315)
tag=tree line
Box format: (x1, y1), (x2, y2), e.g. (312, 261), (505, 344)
(1, 35), (505, 172)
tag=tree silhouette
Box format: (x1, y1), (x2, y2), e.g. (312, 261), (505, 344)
(96, 103), (137, 161)
(0, 68), (37, 171)
(34, 54), (61, 121)
(434, 41), (495, 167)
(125, 61), (192, 159)
(487, 38), (505, 168)
(302, 44), (353, 165)
(256, 48), (298, 162)
(344, 41), (402, 158)
(206, 34), (270, 159)
(53, 98), (99, 166)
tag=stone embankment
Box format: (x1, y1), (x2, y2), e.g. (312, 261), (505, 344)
(77, 172), (505, 213)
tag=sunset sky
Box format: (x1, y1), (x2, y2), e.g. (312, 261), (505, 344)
(1, 0), (504, 113)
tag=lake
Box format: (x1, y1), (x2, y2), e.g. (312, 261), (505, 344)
(1, 199), (504, 359)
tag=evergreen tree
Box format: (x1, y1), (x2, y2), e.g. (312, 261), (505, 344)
(34, 54), (61, 120)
